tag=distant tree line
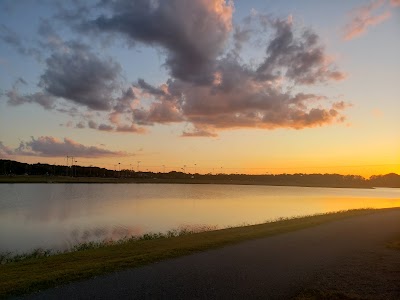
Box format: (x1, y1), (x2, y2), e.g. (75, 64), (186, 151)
(0, 159), (399, 188)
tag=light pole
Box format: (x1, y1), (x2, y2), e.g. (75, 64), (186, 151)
(194, 163), (197, 174)
(137, 161), (141, 172)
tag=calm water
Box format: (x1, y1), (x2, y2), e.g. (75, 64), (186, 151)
(1, 183), (399, 253)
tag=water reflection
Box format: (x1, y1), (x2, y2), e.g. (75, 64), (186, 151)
(0, 184), (399, 253)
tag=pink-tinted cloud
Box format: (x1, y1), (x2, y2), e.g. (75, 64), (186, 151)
(390, 0), (400, 6)
(130, 17), (349, 136)
(343, 0), (391, 41)
(0, 141), (14, 156)
(115, 124), (146, 134)
(0, 137), (131, 158)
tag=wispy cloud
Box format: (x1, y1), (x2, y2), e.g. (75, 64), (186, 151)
(343, 0), (392, 41)
(0, 24), (42, 60)
(0, 137), (132, 158)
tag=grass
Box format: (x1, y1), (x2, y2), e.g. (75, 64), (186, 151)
(0, 208), (390, 298)
(0, 225), (219, 265)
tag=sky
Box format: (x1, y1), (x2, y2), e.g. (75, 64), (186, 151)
(0, 0), (399, 177)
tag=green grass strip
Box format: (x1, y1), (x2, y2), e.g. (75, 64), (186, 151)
(0, 208), (392, 298)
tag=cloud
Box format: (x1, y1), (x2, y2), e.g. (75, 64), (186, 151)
(115, 124), (146, 133)
(39, 41), (122, 110)
(256, 19), (346, 84)
(75, 121), (85, 129)
(181, 129), (218, 138)
(88, 120), (98, 129)
(0, 137), (131, 158)
(130, 16), (349, 135)
(0, 24), (41, 60)
(343, 0), (391, 41)
(0, 141), (14, 156)
(5, 39), (125, 114)
(6, 89), (56, 110)
(86, 119), (145, 134)
(3, 2), (350, 137)
(132, 100), (183, 125)
(37, 19), (66, 52)
(98, 124), (114, 131)
(82, 0), (234, 83)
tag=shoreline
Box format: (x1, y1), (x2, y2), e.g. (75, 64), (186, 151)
(1, 208), (398, 298)
(0, 175), (375, 189)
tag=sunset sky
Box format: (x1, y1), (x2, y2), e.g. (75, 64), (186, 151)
(0, 0), (399, 176)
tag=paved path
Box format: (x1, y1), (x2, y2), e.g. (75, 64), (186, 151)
(22, 209), (400, 300)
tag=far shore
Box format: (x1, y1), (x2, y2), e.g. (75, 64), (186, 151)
(0, 175), (376, 188)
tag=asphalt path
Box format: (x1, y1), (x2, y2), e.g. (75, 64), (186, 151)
(21, 209), (400, 300)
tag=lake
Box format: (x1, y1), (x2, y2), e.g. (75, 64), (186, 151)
(1, 183), (399, 253)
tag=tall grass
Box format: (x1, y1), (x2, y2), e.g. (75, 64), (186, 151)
(0, 224), (219, 264)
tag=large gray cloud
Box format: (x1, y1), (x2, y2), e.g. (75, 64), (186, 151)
(129, 16), (348, 135)
(82, 0), (233, 83)
(39, 41), (122, 111)
(0, 136), (131, 158)
(256, 18), (346, 84)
